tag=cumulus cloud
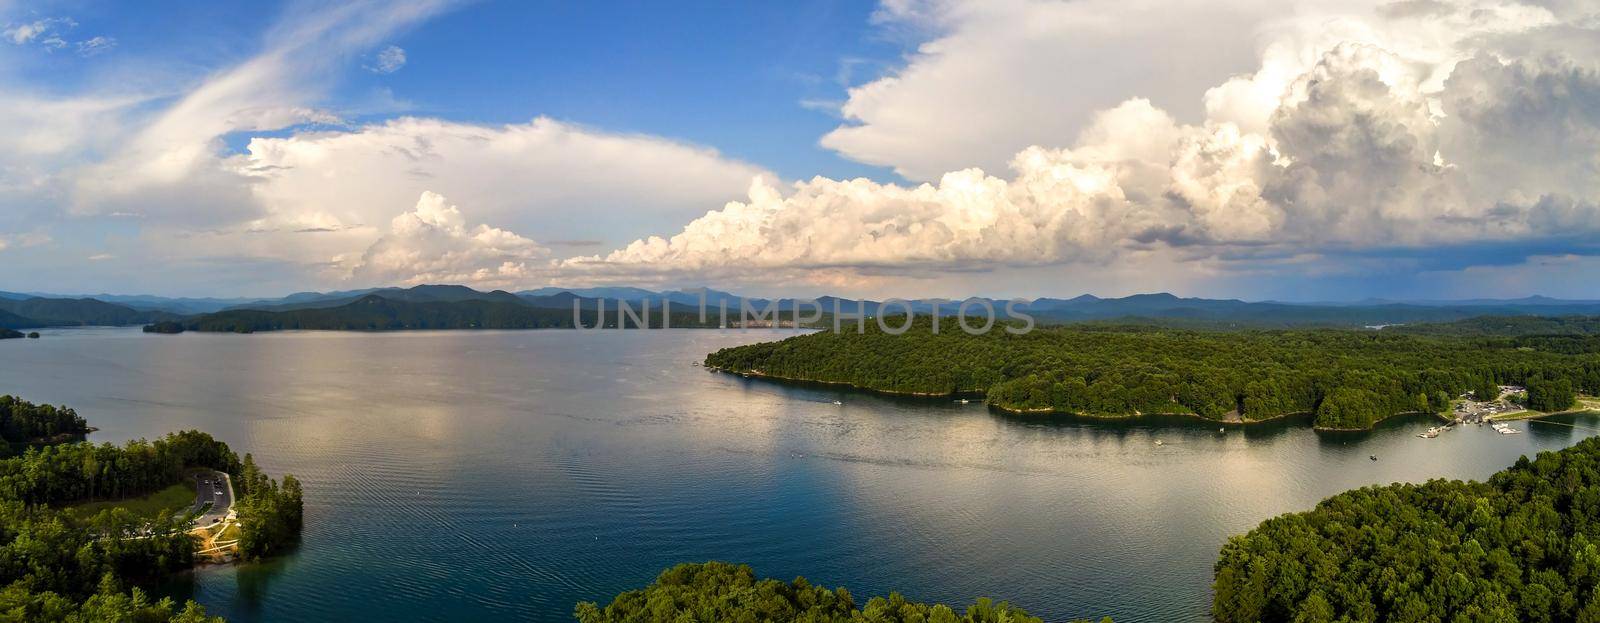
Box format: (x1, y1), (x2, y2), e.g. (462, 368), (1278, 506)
(577, 0), (1600, 287)
(230, 116), (772, 245)
(821, 0), (1276, 181)
(366, 45), (406, 74)
(8, 0), (1600, 297)
(344, 191), (551, 287)
(0, 0), (774, 294)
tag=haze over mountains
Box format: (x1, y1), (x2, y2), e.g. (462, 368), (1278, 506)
(6, 285), (1600, 331)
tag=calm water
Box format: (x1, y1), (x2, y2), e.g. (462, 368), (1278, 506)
(2, 327), (1598, 622)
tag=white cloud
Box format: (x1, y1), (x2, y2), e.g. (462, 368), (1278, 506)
(0, 0), (778, 294)
(230, 116), (772, 246)
(65, 1), (454, 224)
(820, 0), (1277, 181)
(1, 16), (116, 56)
(0, 231), (51, 252)
(574, 0), (1600, 288)
(86, 253), (113, 261)
(7, 0), (1600, 298)
(366, 45), (406, 73)
(3, 17), (73, 45)
(343, 191), (551, 287)
(74, 35), (114, 56)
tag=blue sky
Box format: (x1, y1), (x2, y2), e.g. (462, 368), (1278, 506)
(2, 0), (1599, 300)
(9, 1), (899, 178)
(245, 1), (904, 181)
(371, 1), (897, 181)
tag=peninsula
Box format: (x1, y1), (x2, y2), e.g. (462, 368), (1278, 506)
(705, 317), (1600, 430)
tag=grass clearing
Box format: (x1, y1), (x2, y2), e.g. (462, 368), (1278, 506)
(65, 481), (196, 520)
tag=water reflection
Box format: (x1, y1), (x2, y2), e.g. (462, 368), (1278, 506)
(2, 327), (1596, 623)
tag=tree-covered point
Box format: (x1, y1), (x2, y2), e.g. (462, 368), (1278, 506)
(576, 561), (1106, 623)
(0, 329), (20, 339)
(704, 318), (1600, 430)
(233, 453), (302, 559)
(0, 395), (90, 446)
(143, 321), (185, 334)
(0, 396), (303, 621)
(1214, 435), (1600, 622)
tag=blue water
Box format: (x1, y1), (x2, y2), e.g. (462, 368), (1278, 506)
(2, 327), (1596, 622)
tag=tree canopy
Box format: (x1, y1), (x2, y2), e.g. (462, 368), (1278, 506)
(1215, 435), (1600, 622)
(0, 396), (304, 622)
(575, 561), (1106, 623)
(706, 318), (1600, 429)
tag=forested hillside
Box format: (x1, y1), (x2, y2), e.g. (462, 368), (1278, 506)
(576, 561), (1104, 623)
(1215, 435), (1600, 622)
(705, 319), (1600, 429)
(0, 297), (173, 327)
(1390, 315), (1600, 337)
(179, 293), (736, 332)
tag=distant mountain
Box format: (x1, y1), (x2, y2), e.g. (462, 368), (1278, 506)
(518, 286), (659, 300)
(177, 293), (721, 332)
(0, 297), (174, 327)
(82, 294), (262, 315)
(224, 284), (520, 312)
(0, 309), (43, 330)
(0, 292), (266, 314)
(515, 287), (747, 311)
(16, 282), (1600, 330)
(506, 288), (1600, 327)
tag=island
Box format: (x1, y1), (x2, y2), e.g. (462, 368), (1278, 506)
(0, 395), (303, 621)
(0, 329), (20, 339)
(143, 320), (186, 334)
(704, 316), (1600, 430)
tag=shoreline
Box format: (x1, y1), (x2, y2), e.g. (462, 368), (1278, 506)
(707, 365), (1538, 432)
(1488, 402), (1600, 422)
(710, 366), (1600, 432)
(709, 365), (1391, 429)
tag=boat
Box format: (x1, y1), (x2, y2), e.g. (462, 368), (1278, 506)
(1489, 422), (1521, 435)
(1154, 440), (1164, 446)
(1370, 455), (1378, 461)
(832, 400), (842, 405)
(954, 398), (971, 404)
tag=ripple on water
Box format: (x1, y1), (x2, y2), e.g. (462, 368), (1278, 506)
(4, 328), (1597, 623)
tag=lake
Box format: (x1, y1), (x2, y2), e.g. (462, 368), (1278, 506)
(2, 327), (1596, 622)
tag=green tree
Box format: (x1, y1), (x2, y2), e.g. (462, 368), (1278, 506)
(1527, 376), (1576, 412)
